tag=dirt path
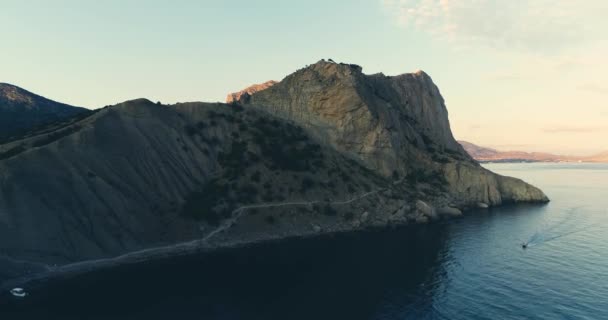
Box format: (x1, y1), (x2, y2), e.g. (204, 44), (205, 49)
(202, 185), (393, 242)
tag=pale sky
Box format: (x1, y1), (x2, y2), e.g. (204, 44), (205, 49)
(1, 0), (607, 155)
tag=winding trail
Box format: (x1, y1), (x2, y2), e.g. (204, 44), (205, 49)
(202, 187), (391, 242)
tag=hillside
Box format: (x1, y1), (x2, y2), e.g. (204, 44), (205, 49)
(583, 151), (608, 163)
(0, 83), (90, 141)
(0, 61), (548, 280)
(459, 140), (608, 163)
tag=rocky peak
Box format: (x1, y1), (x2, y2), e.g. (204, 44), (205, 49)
(226, 80), (277, 104)
(304, 59), (364, 77)
(0, 83), (36, 106)
(233, 60), (465, 176)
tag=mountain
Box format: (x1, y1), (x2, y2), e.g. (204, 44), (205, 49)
(457, 141), (500, 159)
(237, 61), (546, 205)
(459, 140), (608, 163)
(0, 83), (90, 141)
(0, 61), (548, 280)
(583, 151), (608, 163)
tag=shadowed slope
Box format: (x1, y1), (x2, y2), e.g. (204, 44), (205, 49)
(0, 83), (89, 140)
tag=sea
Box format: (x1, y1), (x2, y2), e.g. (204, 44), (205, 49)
(1, 163), (607, 319)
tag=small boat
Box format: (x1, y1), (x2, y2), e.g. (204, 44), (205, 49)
(521, 243), (528, 249)
(10, 288), (27, 298)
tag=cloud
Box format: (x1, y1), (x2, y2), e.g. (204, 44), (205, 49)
(481, 72), (527, 82)
(382, 0), (606, 53)
(578, 84), (608, 95)
(542, 125), (607, 133)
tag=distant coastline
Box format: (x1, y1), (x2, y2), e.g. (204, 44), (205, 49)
(459, 141), (608, 163)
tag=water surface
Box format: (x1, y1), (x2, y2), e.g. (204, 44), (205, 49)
(2, 163), (607, 319)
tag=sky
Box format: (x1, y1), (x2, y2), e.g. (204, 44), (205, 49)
(1, 0), (607, 155)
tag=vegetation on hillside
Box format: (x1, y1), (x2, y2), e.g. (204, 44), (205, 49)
(0, 110), (96, 160)
(180, 104), (390, 226)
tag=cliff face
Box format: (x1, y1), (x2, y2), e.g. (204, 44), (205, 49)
(236, 60), (548, 206)
(0, 83), (89, 140)
(239, 62), (463, 176)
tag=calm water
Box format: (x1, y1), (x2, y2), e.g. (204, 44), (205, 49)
(1, 163), (607, 319)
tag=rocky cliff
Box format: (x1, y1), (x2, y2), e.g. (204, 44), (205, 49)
(0, 61), (548, 280)
(226, 80), (277, 104)
(235, 60), (548, 207)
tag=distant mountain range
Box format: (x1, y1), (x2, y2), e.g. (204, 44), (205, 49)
(0, 83), (89, 141)
(458, 141), (608, 163)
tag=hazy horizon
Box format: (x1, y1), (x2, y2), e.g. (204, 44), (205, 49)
(2, 1), (606, 155)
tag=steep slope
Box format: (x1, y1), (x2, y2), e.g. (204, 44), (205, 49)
(237, 60), (548, 207)
(0, 99), (421, 274)
(0, 83), (89, 140)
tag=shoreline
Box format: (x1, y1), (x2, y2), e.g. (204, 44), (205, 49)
(0, 219), (421, 295)
(0, 201), (549, 298)
(0, 226), (363, 294)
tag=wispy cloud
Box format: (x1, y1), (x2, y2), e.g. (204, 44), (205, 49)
(481, 72), (527, 82)
(578, 84), (608, 95)
(542, 125), (607, 134)
(382, 0), (606, 53)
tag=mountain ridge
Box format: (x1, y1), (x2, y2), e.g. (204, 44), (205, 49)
(459, 140), (608, 163)
(0, 83), (90, 141)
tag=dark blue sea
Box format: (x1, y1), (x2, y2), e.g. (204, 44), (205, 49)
(2, 163), (607, 319)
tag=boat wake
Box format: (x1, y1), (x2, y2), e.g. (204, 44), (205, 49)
(521, 206), (596, 249)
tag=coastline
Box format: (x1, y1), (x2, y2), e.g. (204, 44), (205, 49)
(0, 201), (549, 299)
(0, 224), (375, 295)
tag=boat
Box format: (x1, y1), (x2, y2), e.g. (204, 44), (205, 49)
(10, 288), (27, 298)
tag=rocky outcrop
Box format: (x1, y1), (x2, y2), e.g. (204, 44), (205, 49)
(437, 206), (462, 217)
(442, 162), (549, 205)
(240, 60), (548, 207)
(226, 80), (277, 104)
(242, 61), (465, 176)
